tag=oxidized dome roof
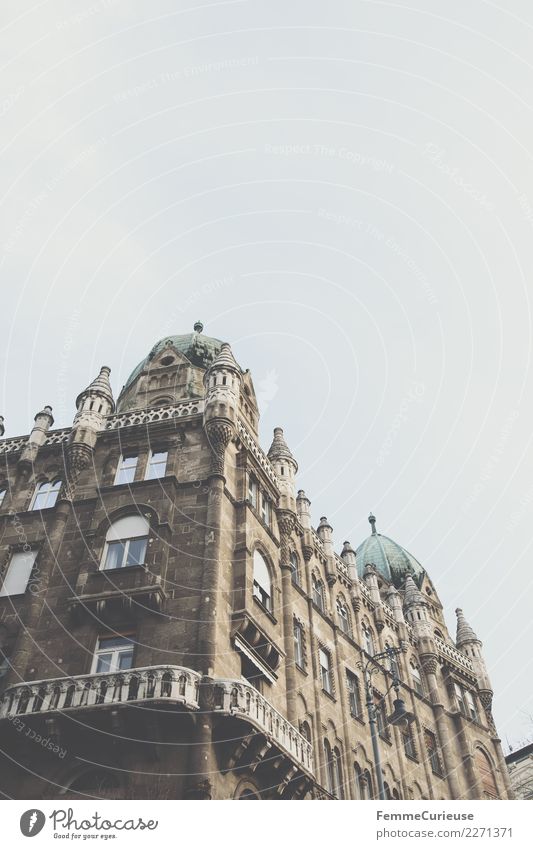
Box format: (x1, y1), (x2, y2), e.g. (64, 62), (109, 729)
(123, 323), (225, 390)
(355, 514), (424, 587)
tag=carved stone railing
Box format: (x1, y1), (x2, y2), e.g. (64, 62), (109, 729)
(105, 400), (204, 430)
(237, 420), (278, 486)
(0, 428), (70, 455)
(434, 637), (473, 673)
(213, 679), (314, 775)
(0, 665), (201, 719)
(334, 554), (349, 579)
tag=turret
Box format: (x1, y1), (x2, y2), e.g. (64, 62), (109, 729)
(296, 490), (314, 562)
(18, 406), (54, 472)
(267, 427), (297, 513)
(203, 342), (241, 476)
(317, 516), (337, 585)
(67, 367), (115, 489)
(403, 574), (432, 640)
(455, 608), (493, 696)
(363, 562), (385, 630)
(385, 584), (408, 642)
(340, 540), (357, 581)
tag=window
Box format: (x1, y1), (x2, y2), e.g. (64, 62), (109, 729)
(454, 682), (478, 721)
(92, 636), (134, 673)
(355, 765), (373, 800)
(114, 455), (138, 485)
(424, 730), (441, 775)
(362, 623), (375, 656)
(324, 740), (340, 797)
(294, 620), (304, 669)
(248, 476), (258, 509)
(319, 648), (333, 695)
(0, 550), (37, 597)
(385, 643), (399, 678)
(333, 747), (344, 799)
(0, 488), (7, 509)
(300, 721), (312, 743)
(346, 670), (362, 718)
(252, 550), (272, 611)
(290, 552), (301, 586)
(411, 663), (424, 696)
(475, 748), (499, 799)
(336, 598), (351, 635)
(374, 692), (388, 738)
(101, 515), (149, 570)
(260, 493), (271, 526)
(464, 689), (478, 721)
(30, 480), (61, 510)
(402, 726), (417, 759)
(312, 575), (325, 612)
(145, 450), (167, 480)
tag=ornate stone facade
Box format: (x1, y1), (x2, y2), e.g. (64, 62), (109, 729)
(0, 325), (512, 800)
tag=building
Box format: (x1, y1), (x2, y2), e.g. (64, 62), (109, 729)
(0, 323), (513, 800)
(505, 743), (533, 799)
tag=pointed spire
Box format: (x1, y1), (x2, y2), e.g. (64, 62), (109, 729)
(403, 574), (425, 607)
(209, 342), (240, 374)
(76, 366), (115, 412)
(267, 427), (297, 470)
(369, 512), (377, 535)
(455, 608), (480, 647)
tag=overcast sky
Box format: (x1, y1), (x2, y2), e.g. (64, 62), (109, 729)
(1, 0), (532, 749)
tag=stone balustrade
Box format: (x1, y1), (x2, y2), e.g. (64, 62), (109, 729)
(237, 420), (278, 485)
(0, 665), (201, 719)
(435, 637), (473, 672)
(105, 400), (204, 430)
(213, 679), (314, 775)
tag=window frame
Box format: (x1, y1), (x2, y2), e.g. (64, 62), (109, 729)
(346, 670), (362, 719)
(293, 619), (305, 669)
(91, 635), (135, 674)
(252, 549), (272, 613)
(100, 515), (150, 571)
(144, 450), (168, 480)
(336, 597), (351, 635)
(312, 574), (325, 612)
(30, 479), (61, 510)
(0, 549), (38, 597)
(319, 647), (333, 695)
(114, 455), (138, 485)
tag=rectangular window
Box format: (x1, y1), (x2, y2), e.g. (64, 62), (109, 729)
(402, 727), (417, 759)
(145, 450), (168, 480)
(261, 494), (271, 526)
(464, 689), (478, 721)
(294, 621), (304, 669)
(115, 455), (138, 485)
(0, 550), (37, 597)
(248, 477), (258, 509)
(92, 636), (134, 674)
(346, 671), (362, 718)
(103, 536), (147, 570)
(319, 648), (332, 694)
(454, 682), (467, 716)
(425, 730), (441, 774)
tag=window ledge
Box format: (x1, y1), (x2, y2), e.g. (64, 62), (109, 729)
(252, 595), (277, 624)
(405, 753), (419, 763)
(321, 688), (336, 702)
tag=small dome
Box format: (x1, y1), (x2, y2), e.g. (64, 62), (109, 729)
(122, 325), (228, 391)
(355, 515), (424, 587)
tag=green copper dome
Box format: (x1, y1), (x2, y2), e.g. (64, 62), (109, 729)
(355, 514), (424, 587)
(123, 323), (224, 390)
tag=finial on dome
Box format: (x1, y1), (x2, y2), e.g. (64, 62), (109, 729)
(369, 513), (377, 535)
(194, 320), (204, 333)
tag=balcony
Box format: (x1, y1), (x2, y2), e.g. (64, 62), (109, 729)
(434, 637), (474, 674)
(69, 566), (166, 620)
(213, 679), (314, 777)
(0, 665), (201, 719)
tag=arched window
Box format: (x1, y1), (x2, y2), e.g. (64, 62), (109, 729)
(336, 597), (351, 635)
(253, 550), (272, 611)
(290, 552), (301, 586)
(411, 663), (424, 696)
(30, 479), (61, 510)
(333, 747), (344, 799)
(101, 515), (149, 570)
(0, 487), (7, 509)
(312, 575), (325, 612)
(362, 623), (375, 656)
(364, 769), (374, 799)
(324, 739), (336, 796)
(300, 721), (312, 743)
(239, 789), (260, 800)
(434, 628), (444, 640)
(475, 748), (499, 799)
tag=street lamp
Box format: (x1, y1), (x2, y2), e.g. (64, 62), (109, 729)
(357, 644), (414, 800)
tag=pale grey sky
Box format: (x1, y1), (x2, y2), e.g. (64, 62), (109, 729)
(1, 0), (532, 748)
